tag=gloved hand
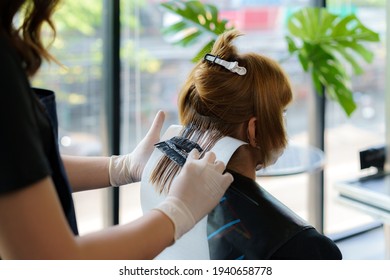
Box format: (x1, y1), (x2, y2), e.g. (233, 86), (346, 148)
(108, 111), (165, 186)
(154, 149), (233, 240)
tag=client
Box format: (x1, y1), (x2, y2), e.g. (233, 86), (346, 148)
(141, 29), (342, 260)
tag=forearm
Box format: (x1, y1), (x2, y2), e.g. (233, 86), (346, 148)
(76, 210), (174, 259)
(61, 155), (111, 192)
(0, 177), (174, 260)
(0, 150), (231, 260)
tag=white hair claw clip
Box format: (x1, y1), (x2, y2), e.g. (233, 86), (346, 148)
(204, 54), (247, 76)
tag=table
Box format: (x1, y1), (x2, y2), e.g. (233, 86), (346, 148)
(256, 143), (325, 177)
(335, 172), (390, 259)
(256, 143), (325, 232)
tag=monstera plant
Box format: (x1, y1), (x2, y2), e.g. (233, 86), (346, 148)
(285, 7), (380, 116)
(160, 0), (380, 117)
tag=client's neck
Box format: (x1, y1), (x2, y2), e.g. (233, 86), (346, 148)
(227, 145), (257, 180)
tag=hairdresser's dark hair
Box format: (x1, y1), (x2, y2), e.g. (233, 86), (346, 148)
(151, 29), (293, 193)
(0, 0), (60, 76)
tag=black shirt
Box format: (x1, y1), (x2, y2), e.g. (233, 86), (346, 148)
(0, 35), (78, 234)
(207, 171), (342, 260)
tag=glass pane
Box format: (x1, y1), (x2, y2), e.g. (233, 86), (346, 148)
(31, 1), (109, 235)
(119, 0), (314, 223)
(119, 0), (386, 240)
(324, 0), (386, 233)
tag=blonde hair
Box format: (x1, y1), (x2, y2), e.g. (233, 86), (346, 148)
(151, 29), (292, 193)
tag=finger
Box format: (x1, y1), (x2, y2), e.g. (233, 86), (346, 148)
(211, 172), (234, 196)
(188, 149), (200, 160)
(214, 160), (226, 173)
(147, 110), (166, 138)
(222, 172), (234, 188)
(202, 151), (216, 163)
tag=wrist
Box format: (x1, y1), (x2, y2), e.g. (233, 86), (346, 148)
(108, 154), (132, 186)
(150, 209), (175, 246)
(154, 196), (195, 240)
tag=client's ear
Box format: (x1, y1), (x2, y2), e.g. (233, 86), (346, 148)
(247, 117), (257, 148)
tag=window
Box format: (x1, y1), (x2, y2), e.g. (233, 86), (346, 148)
(33, 0), (386, 239)
(32, 1), (110, 234)
(119, 0), (386, 238)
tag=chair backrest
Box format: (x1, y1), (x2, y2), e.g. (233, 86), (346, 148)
(140, 125), (246, 259)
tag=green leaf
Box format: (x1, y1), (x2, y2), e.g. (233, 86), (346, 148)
(192, 40), (215, 63)
(285, 36), (298, 53)
(298, 53), (309, 72)
(160, 0), (232, 61)
(287, 16), (306, 39)
(178, 30), (203, 47)
(338, 41), (375, 62)
(311, 70), (323, 94)
(304, 7), (319, 39)
(317, 12), (338, 37)
(331, 15), (355, 37)
(327, 45), (364, 75)
(335, 90), (357, 117)
(161, 21), (188, 36)
(286, 6), (380, 117)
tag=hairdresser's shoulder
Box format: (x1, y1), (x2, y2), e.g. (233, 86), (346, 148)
(0, 34), (12, 61)
(0, 34), (31, 93)
(0, 34), (23, 74)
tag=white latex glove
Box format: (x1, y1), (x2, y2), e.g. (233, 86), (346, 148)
(109, 111), (165, 186)
(154, 149), (233, 240)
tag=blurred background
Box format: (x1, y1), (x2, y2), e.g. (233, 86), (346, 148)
(31, 0), (387, 259)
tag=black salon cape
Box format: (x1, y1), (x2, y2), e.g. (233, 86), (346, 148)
(207, 171), (342, 260)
